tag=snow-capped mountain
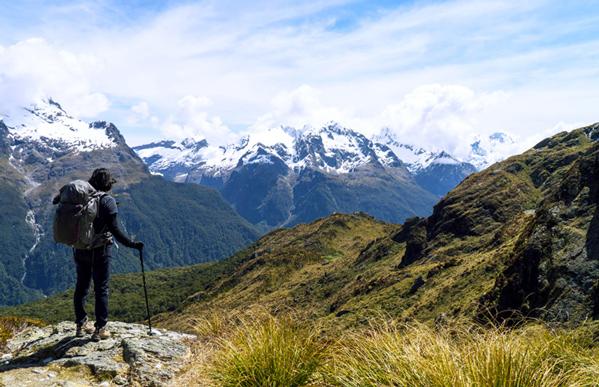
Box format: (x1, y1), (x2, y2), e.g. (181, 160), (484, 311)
(374, 128), (477, 196)
(375, 128), (518, 172)
(0, 98), (138, 190)
(135, 123), (404, 184)
(374, 128), (467, 173)
(134, 123), (476, 229)
(1, 98), (118, 154)
(0, 98), (258, 306)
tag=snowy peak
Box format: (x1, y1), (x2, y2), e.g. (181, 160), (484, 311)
(376, 128), (517, 172)
(0, 99), (140, 193)
(424, 151), (461, 167)
(467, 132), (516, 170)
(293, 123), (389, 173)
(374, 128), (461, 172)
(0, 98), (118, 153)
(135, 122), (406, 179)
(135, 124), (514, 184)
(133, 137), (209, 173)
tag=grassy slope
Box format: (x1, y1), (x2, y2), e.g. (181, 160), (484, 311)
(173, 312), (599, 386)
(156, 211), (527, 332)
(0, 213), (390, 324)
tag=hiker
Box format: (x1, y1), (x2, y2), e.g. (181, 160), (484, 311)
(66, 168), (144, 341)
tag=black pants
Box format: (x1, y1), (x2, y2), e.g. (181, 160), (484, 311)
(73, 245), (112, 328)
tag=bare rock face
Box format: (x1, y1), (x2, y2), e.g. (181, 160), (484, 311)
(480, 126), (599, 323)
(0, 321), (195, 386)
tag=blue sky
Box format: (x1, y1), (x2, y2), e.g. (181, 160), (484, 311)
(1, 0), (599, 156)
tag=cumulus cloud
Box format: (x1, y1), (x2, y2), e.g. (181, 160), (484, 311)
(160, 95), (235, 145)
(0, 38), (109, 118)
(377, 84), (509, 158)
(251, 85), (353, 132)
(131, 101), (150, 119)
(127, 101), (156, 125)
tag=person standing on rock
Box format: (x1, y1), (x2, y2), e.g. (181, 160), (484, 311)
(71, 168), (144, 341)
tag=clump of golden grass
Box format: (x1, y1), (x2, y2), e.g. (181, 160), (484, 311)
(175, 310), (598, 387)
(207, 312), (326, 387)
(324, 320), (599, 387)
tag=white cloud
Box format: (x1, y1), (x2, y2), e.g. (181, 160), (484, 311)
(128, 100), (164, 128)
(248, 83), (517, 159)
(176, 95), (213, 114)
(160, 95), (234, 145)
(251, 85), (352, 131)
(70, 92), (110, 117)
(376, 84), (509, 157)
(130, 101), (150, 120)
(1, 0), (598, 154)
(0, 38), (109, 117)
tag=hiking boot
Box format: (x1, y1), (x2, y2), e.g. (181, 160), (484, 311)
(91, 326), (111, 341)
(75, 317), (94, 337)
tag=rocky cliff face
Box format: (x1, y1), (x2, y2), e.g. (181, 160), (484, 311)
(481, 126), (599, 322)
(414, 124), (599, 323)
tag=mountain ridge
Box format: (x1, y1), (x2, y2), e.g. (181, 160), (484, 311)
(135, 123), (510, 179)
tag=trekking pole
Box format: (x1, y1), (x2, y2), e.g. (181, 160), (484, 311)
(139, 248), (153, 335)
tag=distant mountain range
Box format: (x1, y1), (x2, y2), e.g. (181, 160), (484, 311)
(8, 122), (599, 327)
(134, 123), (513, 229)
(0, 99), (258, 305)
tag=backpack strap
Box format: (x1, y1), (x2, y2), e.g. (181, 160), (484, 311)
(95, 193), (109, 232)
(90, 193), (114, 248)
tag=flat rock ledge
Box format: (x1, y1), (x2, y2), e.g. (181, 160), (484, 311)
(0, 321), (196, 386)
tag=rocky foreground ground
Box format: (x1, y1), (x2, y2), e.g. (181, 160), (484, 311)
(0, 321), (195, 386)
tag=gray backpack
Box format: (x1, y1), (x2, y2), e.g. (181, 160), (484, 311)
(53, 180), (111, 249)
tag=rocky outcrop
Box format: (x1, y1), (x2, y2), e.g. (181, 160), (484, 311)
(481, 139), (599, 323)
(396, 217), (428, 267)
(1, 321), (195, 386)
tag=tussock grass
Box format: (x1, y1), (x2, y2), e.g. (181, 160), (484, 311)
(175, 311), (598, 387)
(208, 313), (326, 387)
(325, 320), (599, 387)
